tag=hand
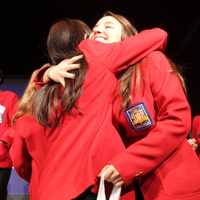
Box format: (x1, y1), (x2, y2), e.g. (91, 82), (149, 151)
(44, 55), (83, 87)
(99, 165), (124, 187)
(188, 138), (198, 150)
(0, 142), (9, 161)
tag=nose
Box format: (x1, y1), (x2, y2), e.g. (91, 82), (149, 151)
(93, 25), (104, 34)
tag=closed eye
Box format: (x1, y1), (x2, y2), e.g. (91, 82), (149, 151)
(105, 25), (113, 29)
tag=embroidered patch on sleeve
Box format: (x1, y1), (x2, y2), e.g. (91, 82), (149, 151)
(124, 102), (154, 131)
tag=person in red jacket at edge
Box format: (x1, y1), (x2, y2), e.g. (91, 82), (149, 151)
(0, 69), (19, 200)
(0, 69), (39, 200)
(38, 11), (200, 200)
(8, 13), (167, 200)
(188, 115), (200, 156)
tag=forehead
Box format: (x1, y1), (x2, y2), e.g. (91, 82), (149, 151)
(95, 16), (121, 26)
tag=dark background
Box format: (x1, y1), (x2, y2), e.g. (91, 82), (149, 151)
(0, 0), (199, 115)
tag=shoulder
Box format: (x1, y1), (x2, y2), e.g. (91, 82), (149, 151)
(143, 50), (169, 65)
(145, 50), (166, 59)
(138, 51), (174, 96)
(0, 90), (19, 101)
(193, 115), (200, 127)
(140, 51), (171, 74)
(193, 115), (200, 121)
(16, 115), (41, 128)
(0, 91), (18, 110)
(15, 115), (44, 138)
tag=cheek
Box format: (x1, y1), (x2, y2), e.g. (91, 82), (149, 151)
(113, 34), (122, 42)
(112, 29), (122, 42)
(106, 30), (122, 43)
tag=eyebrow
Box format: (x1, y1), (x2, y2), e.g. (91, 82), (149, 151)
(95, 21), (114, 27)
(104, 21), (114, 25)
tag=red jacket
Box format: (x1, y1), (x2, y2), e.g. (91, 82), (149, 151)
(0, 90), (18, 168)
(191, 115), (200, 156)
(111, 51), (200, 200)
(10, 28), (167, 200)
(191, 115), (200, 144)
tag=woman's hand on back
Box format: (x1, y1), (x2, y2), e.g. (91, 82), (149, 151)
(43, 55), (83, 87)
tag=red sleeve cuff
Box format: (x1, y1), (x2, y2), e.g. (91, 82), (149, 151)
(109, 153), (145, 184)
(33, 63), (50, 89)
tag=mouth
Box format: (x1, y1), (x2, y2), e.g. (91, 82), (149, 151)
(90, 33), (108, 43)
(94, 37), (106, 42)
(93, 35), (108, 43)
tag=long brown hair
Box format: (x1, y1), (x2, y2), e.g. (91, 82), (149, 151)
(104, 11), (186, 109)
(32, 19), (91, 127)
(104, 11), (139, 108)
(12, 69), (39, 124)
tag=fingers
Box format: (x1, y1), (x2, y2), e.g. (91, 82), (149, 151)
(111, 176), (123, 185)
(63, 72), (75, 79)
(66, 54), (83, 64)
(100, 165), (115, 179)
(188, 138), (198, 150)
(60, 79), (65, 88)
(66, 64), (80, 70)
(114, 180), (124, 187)
(99, 165), (124, 187)
(105, 168), (119, 181)
(54, 72), (77, 87)
(45, 55), (83, 86)
(107, 173), (123, 186)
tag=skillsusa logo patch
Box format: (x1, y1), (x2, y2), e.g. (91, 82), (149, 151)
(124, 102), (153, 131)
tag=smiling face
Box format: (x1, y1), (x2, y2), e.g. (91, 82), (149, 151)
(90, 16), (123, 44)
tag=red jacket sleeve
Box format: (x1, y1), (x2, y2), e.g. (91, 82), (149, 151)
(33, 28), (167, 87)
(0, 91), (19, 145)
(33, 64), (50, 89)
(1, 91), (18, 128)
(79, 28), (167, 73)
(191, 116), (200, 145)
(10, 115), (46, 182)
(10, 132), (32, 182)
(109, 51), (191, 183)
